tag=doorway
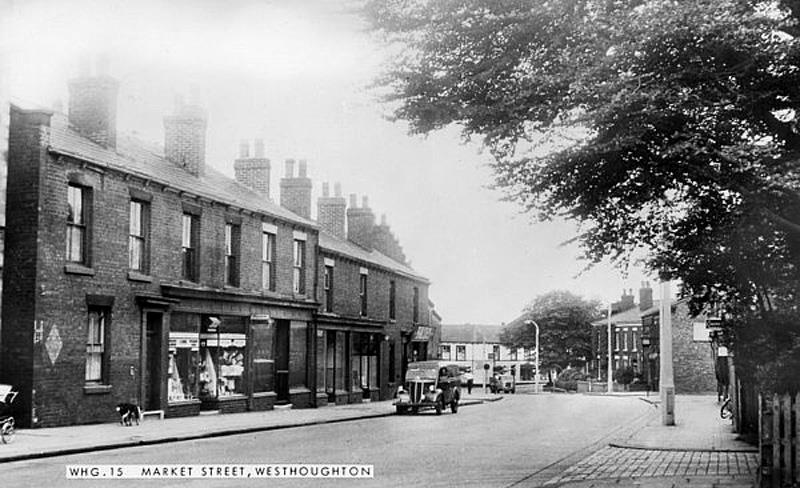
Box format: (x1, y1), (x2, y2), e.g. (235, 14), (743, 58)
(143, 312), (163, 411)
(275, 319), (290, 403)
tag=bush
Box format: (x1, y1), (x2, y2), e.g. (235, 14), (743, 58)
(554, 368), (588, 391)
(613, 366), (635, 385)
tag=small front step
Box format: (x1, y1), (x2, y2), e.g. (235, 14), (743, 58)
(142, 410), (164, 421)
(273, 403), (293, 411)
(198, 409), (220, 416)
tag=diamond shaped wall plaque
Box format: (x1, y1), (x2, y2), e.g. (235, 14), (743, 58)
(45, 324), (63, 365)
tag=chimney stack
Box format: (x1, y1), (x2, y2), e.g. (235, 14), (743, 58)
(639, 281), (653, 311)
(67, 58), (119, 149)
(164, 98), (207, 177)
(234, 139), (271, 198)
(279, 158), (312, 219)
(318, 181), (347, 239)
(347, 193), (376, 249)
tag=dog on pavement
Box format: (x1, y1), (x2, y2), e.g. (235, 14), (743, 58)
(116, 403), (142, 426)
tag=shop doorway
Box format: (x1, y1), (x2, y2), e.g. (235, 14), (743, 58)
(144, 312), (163, 411)
(275, 319), (290, 403)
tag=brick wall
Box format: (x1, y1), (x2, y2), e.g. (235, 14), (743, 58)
(234, 158), (271, 198)
(163, 105), (206, 177)
(67, 76), (118, 149)
(0, 106), (51, 426)
(672, 302), (716, 394)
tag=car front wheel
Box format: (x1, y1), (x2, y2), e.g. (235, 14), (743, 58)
(396, 405), (408, 415)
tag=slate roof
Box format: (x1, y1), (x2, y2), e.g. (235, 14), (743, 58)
(47, 115), (316, 228)
(318, 231), (429, 283)
(590, 305), (643, 327)
(440, 323), (504, 343)
(45, 112), (429, 284)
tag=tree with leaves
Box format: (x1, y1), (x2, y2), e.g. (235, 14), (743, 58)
(500, 290), (601, 373)
(365, 0), (800, 393)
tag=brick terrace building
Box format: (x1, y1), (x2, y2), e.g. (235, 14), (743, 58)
(1, 71), (434, 427)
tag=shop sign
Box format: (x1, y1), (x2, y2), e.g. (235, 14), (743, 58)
(412, 326), (433, 342)
(169, 332), (199, 351)
(200, 333), (246, 348)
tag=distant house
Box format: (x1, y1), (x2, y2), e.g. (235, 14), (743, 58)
(592, 283), (717, 393)
(439, 324), (527, 385)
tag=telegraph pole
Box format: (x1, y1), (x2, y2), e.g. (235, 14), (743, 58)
(659, 281), (675, 425)
(607, 303), (613, 394)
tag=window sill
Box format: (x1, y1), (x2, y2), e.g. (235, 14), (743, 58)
(83, 384), (112, 395)
(65, 264), (96, 276)
(127, 271), (153, 283)
(167, 399), (201, 406)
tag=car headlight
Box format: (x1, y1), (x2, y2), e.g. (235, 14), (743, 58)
(428, 385), (435, 393)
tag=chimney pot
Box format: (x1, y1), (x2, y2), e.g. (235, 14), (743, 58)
(298, 159), (307, 178)
(285, 159), (295, 177)
(322, 182), (330, 197)
(239, 140), (250, 158)
(254, 138), (265, 158)
(349, 194), (357, 207)
(334, 182), (342, 197)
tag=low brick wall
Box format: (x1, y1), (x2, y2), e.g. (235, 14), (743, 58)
(250, 392), (276, 411)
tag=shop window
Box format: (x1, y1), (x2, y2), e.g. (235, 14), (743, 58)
(288, 321), (308, 388)
(168, 333), (199, 402)
(67, 184), (91, 265)
(251, 318), (275, 393)
(199, 315), (246, 398)
(129, 200), (149, 272)
(456, 345), (466, 361)
(85, 307), (109, 383)
(352, 333), (379, 394)
(441, 345), (451, 360)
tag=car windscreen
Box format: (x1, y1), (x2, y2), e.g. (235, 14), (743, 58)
(405, 368), (438, 380)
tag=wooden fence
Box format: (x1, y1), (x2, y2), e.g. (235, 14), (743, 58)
(759, 393), (799, 487)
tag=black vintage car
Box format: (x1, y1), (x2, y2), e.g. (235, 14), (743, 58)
(394, 361), (461, 415)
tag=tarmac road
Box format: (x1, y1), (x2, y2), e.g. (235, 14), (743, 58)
(0, 394), (653, 488)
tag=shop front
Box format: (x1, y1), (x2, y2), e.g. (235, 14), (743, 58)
(151, 287), (316, 417)
(315, 317), (385, 405)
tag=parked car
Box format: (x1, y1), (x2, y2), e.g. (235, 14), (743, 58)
(394, 361), (461, 415)
(501, 374), (516, 394)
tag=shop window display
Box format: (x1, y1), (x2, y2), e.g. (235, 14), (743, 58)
(168, 333), (199, 402)
(199, 315), (247, 398)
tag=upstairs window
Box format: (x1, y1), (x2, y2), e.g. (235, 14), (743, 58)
(389, 280), (396, 320)
(182, 213), (199, 282)
(359, 271), (368, 317)
(456, 345), (466, 361)
(261, 227), (276, 291)
(324, 265), (334, 312)
(292, 238), (306, 294)
(440, 345), (451, 361)
(129, 200), (149, 272)
(224, 223), (240, 287)
(413, 286), (420, 323)
(67, 184), (90, 264)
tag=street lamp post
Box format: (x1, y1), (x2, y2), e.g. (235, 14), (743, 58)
(659, 281), (675, 425)
(524, 320), (540, 393)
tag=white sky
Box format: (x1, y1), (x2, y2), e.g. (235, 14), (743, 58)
(1, 0), (657, 324)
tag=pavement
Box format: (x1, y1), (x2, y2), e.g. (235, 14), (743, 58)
(543, 394), (759, 488)
(0, 391), (503, 464)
